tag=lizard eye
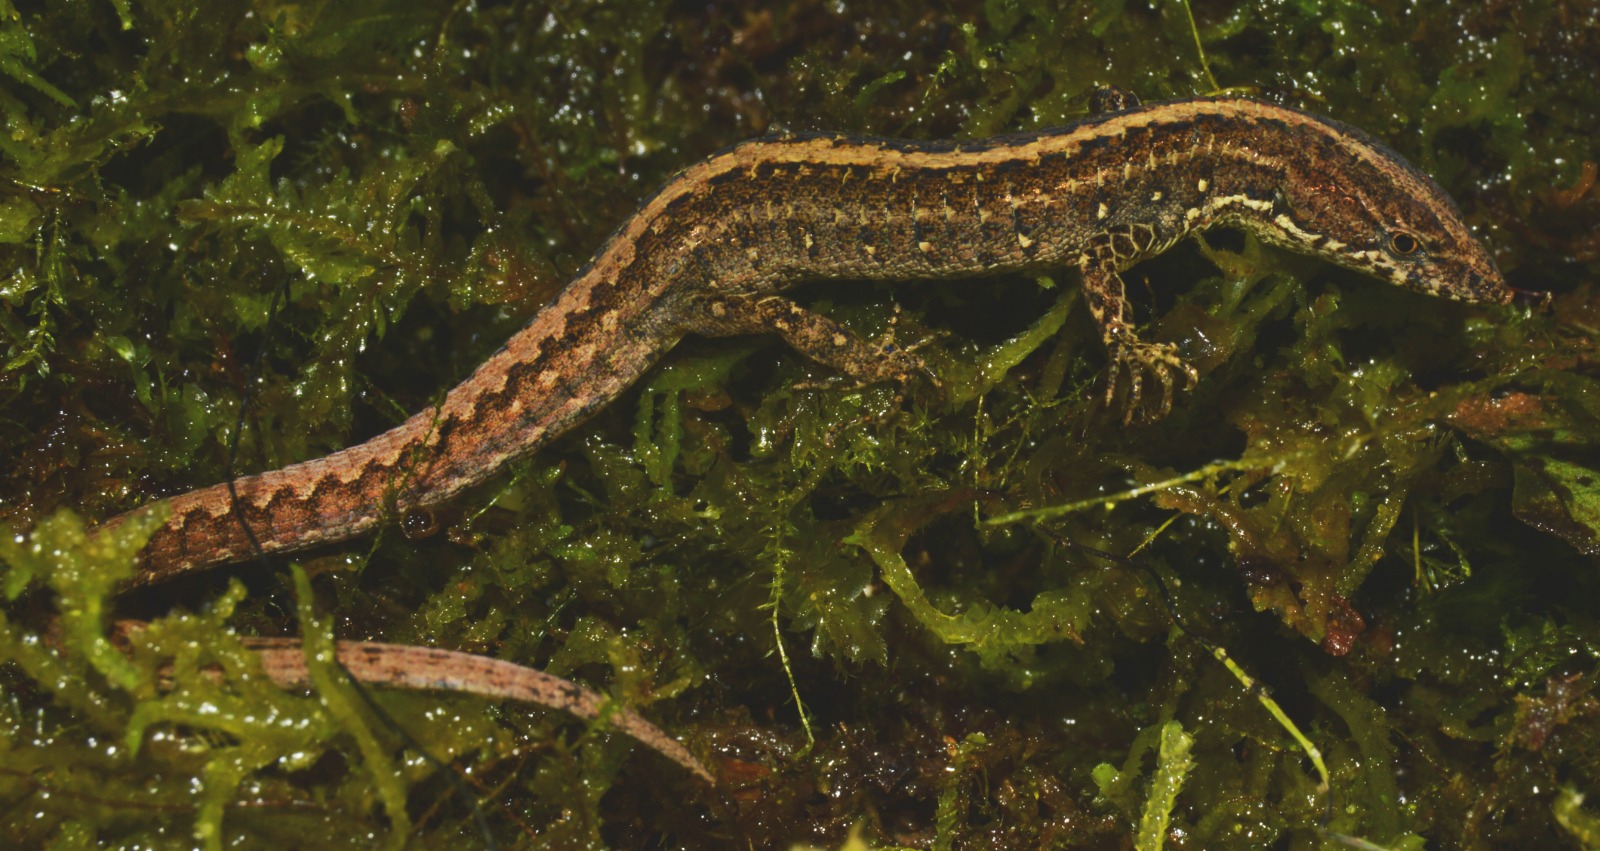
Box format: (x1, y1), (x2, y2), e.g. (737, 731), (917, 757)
(1388, 230), (1423, 257)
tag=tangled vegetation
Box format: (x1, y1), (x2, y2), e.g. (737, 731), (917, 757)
(2, 1), (1598, 847)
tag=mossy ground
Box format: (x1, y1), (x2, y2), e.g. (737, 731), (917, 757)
(2, 1), (1598, 848)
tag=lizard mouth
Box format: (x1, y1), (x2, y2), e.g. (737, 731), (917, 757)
(1469, 270), (1516, 305)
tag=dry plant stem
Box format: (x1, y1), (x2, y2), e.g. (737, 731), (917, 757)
(113, 620), (714, 785)
(243, 637), (716, 784)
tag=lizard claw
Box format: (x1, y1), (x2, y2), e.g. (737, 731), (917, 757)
(1104, 338), (1198, 424)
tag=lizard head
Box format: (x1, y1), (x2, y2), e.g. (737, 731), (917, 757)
(1263, 121), (1512, 306)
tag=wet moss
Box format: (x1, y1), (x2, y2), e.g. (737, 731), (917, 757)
(1, 0), (1598, 847)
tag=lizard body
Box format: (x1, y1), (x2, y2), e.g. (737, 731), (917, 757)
(103, 94), (1509, 586)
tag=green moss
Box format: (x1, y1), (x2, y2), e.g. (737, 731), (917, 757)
(1135, 721), (1194, 851)
(1, 0), (1597, 847)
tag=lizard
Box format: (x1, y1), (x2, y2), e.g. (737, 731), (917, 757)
(70, 91), (1512, 782)
(97, 92), (1511, 588)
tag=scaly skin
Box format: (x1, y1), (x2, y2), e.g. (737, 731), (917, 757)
(101, 95), (1509, 587)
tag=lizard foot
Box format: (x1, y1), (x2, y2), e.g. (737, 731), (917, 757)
(1103, 338), (1199, 424)
(794, 304), (944, 403)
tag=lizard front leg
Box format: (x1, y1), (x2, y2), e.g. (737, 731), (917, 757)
(1078, 228), (1198, 422)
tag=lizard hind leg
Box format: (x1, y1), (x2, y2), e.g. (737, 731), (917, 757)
(677, 291), (940, 396)
(1087, 84), (1142, 114)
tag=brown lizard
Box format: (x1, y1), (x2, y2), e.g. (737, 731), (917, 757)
(101, 93), (1510, 586)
